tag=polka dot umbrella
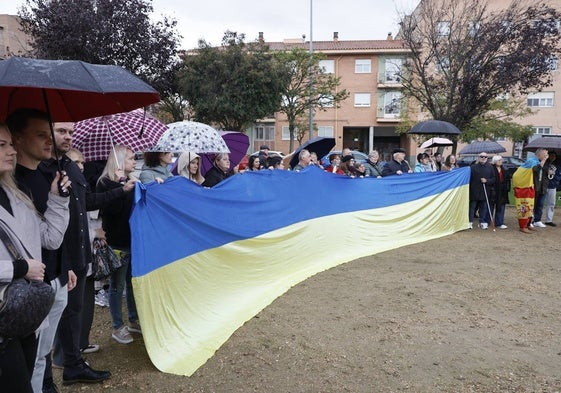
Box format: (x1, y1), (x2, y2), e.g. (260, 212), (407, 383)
(149, 121), (230, 154)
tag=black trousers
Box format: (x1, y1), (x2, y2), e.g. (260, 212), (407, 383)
(0, 334), (37, 393)
(80, 274), (95, 349)
(53, 268), (87, 370)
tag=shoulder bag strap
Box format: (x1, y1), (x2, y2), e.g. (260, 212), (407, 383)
(0, 220), (31, 260)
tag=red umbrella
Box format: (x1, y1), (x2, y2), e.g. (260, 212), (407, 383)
(73, 109), (168, 161)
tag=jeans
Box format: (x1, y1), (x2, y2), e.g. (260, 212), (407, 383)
(31, 278), (67, 393)
(108, 250), (138, 330)
(469, 199), (490, 224)
(544, 188), (557, 223)
(493, 203), (506, 226)
(533, 192), (546, 222)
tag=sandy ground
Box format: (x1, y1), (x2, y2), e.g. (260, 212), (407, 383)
(55, 206), (561, 392)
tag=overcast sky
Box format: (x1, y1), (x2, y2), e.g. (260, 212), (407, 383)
(1, 0), (419, 50)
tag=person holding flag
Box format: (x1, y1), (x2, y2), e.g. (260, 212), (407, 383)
(512, 155), (540, 233)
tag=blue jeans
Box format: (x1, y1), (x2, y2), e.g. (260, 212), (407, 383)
(533, 193), (546, 222)
(469, 199), (490, 224)
(493, 203), (506, 226)
(108, 250), (138, 330)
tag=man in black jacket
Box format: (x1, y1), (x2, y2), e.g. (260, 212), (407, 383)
(468, 152), (496, 230)
(8, 109), (75, 393)
(40, 122), (135, 388)
(382, 148), (412, 176)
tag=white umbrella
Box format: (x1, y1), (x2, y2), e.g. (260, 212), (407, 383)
(149, 121), (230, 154)
(420, 137), (454, 149)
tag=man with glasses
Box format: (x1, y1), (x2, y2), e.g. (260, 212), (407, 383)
(468, 152), (496, 229)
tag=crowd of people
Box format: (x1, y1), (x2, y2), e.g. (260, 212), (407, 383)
(1, 110), (558, 392)
(468, 148), (561, 233)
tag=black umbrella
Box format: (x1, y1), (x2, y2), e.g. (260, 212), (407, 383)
(458, 140), (506, 155)
(0, 57), (160, 191)
(523, 136), (561, 152)
(0, 57), (160, 122)
(288, 136), (336, 169)
(408, 120), (461, 135)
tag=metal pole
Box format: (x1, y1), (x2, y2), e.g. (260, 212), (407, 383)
(308, 0), (313, 140)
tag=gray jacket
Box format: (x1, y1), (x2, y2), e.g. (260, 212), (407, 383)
(0, 187), (69, 281)
(139, 165), (173, 184)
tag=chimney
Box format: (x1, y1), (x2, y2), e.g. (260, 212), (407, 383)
(258, 32), (264, 43)
(387, 32), (393, 40)
(333, 32), (339, 42)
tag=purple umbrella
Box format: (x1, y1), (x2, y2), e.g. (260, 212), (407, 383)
(171, 131), (249, 176)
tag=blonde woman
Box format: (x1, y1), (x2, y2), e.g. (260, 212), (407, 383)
(176, 152), (205, 184)
(96, 146), (139, 345)
(0, 122), (70, 392)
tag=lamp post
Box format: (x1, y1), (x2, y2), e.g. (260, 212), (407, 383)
(308, 0), (314, 140)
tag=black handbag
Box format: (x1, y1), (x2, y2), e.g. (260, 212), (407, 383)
(92, 238), (123, 281)
(0, 222), (55, 338)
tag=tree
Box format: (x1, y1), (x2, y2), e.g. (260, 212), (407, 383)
(275, 48), (349, 153)
(177, 31), (289, 131)
(397, 0), (561, 139)
(18, 0), (183, 118)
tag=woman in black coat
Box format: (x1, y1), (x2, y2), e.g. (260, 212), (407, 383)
(491, 155), (511, 229)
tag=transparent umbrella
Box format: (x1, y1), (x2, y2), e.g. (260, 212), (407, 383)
(149, 121), (230, 154)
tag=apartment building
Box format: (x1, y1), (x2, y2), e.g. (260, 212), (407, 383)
(406, 0), (561, 157)
(0, 14), (31, 59)
(249, 33), (410, 156)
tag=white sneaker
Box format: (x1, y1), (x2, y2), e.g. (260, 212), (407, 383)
(480, 223), (488, 230)
(498, 225), (508, 229)
(529, 222), (535, 228)
(468, 222), (473, 229)
(534, 221), (546, 228)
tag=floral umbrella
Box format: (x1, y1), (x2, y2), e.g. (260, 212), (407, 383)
(149, 121), (230, 154)
(73, 109), (168, 161)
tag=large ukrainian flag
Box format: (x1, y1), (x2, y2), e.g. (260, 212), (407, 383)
(130, 166), (470, 376)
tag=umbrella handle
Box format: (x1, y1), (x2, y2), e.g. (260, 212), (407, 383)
(42, 89), (70, 197)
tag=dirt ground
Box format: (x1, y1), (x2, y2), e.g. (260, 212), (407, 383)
(55, 206), (561, 392)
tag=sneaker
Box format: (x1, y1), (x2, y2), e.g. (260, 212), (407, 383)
(127, 321), (142, 334)
(545, 222), (557, 227)
(468, 222), (473, 229)
(95, 289), (109, 307)
(112, 325), (133, 344)
(498, 225), (508, 229)
(80, 344), (100, 354)
(529, 222), (535, 228)
(534, 221), (546, 228)
(480, 223), (488, 230)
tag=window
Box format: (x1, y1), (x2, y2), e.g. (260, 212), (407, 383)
(355, 59), (371, 73)
(385, 58), (402, 83)
(527, 92), (554, 107)
(435, 57), (450, 74)
(437, 21), (450, 36)
(318, 126), (334, 138)
(318, 95), (334, 108)
(254, 126), (274, 140)
(354, 93), (371, 107)
(282, 126), (297, 140)
(533, 126), (552, 135)
(383, 91), (402, 117)
(548, 56), (558, 71)
(468, 21), (481, 36)
(319, 60), (334, 74)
